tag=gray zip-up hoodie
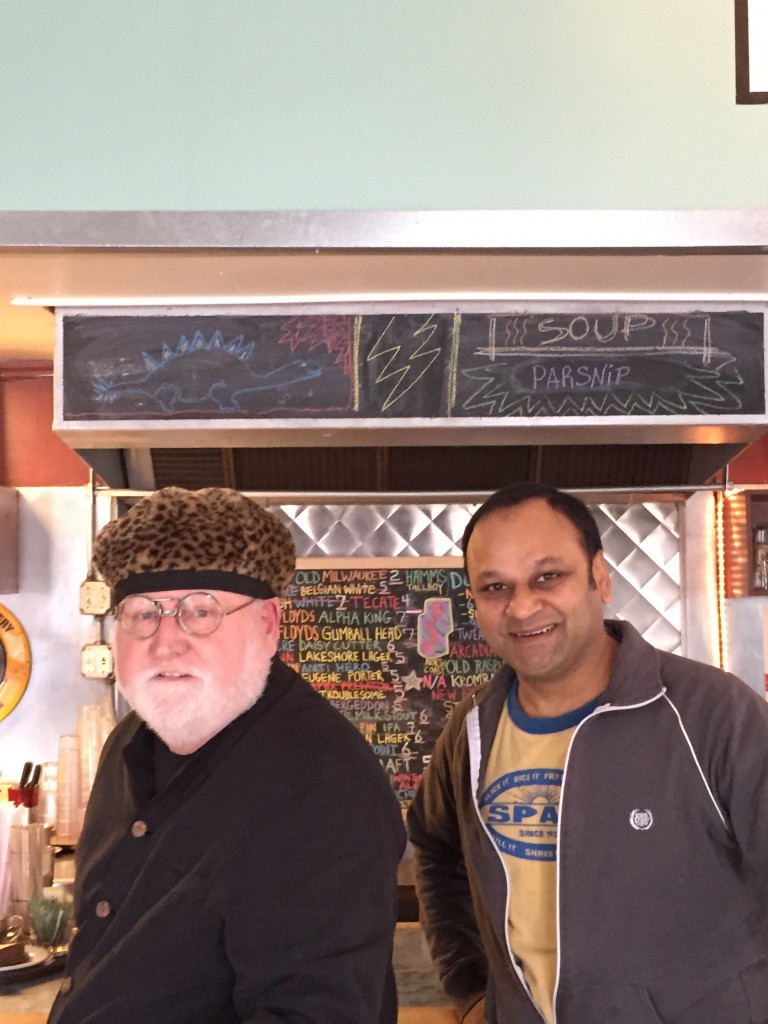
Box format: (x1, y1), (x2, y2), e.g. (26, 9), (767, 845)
(408, 620), (768, 1024)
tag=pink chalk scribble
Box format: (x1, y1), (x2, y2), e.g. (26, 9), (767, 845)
(417, 598), (454, 659)
(277, 316), (355, 377)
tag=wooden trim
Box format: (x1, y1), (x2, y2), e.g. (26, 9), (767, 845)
(735, 0), (768, 103)
(0, 360), (53, 382)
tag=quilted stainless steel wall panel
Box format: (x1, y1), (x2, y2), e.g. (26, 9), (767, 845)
(269, 500), (682, 653)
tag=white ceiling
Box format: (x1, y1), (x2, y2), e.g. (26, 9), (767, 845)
(4, 250), (768, 363)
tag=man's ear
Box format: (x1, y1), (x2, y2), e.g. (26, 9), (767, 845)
(260, 597), (282, 641)
(592, 550), (612, 604)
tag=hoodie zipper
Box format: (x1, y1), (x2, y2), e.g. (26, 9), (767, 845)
(469, 688), (667, 1023)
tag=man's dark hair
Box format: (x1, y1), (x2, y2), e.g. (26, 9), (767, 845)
(462, 482), (603, 567)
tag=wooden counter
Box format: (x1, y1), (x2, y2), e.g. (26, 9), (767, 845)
(403, 1012), (458, 1023)
(0, 1012), (459, 1024)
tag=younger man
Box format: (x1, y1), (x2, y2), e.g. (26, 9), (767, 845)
(409, 482), (768, 1024)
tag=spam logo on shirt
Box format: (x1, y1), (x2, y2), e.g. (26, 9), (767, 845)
(479, 768), (562, 861)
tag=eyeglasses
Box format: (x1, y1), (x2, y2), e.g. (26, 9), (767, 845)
(115, 592), (256, 639)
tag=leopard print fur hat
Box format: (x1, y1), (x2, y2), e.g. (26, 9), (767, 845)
(92, 487), (296, 601)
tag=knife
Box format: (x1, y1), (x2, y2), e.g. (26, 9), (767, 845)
(26, 764), (42, 807)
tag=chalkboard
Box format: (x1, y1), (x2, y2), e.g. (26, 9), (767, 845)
(61, 309), (766, 421)
(278, 563), (502, 807)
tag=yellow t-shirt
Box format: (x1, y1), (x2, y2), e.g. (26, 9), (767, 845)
(479, 682), (599, 1023)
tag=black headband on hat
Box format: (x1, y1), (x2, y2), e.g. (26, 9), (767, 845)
(114, 570), (277, 604)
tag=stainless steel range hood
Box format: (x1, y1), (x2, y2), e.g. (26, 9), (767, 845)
(31, 209), (767, 495)
(55, 305), (767, 495)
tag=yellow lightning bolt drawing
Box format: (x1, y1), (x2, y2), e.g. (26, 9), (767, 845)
(368, 317), (441, 411)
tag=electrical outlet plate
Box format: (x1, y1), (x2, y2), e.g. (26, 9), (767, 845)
(79, 579), (111, 616)
(80, 643), (114, 680)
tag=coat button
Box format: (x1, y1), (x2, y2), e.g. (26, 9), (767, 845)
(60, 977), (73, 994)
(131, 819), (148, 838)
(95, 899), (112, 918)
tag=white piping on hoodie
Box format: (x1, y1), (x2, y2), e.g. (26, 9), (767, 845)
(662, 692), (728, 831)
(550, 691), (667, 1023)
(467, 702), (545, 1019)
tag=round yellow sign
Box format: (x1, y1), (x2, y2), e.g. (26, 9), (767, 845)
(0, 604), (32, 723)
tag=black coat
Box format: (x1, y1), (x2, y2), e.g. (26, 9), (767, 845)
(49, 657), (405, 1024)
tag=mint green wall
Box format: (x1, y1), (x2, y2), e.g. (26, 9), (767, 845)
(1, 0), (766, 210)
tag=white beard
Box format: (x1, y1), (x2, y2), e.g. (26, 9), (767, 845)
(117, 637), (275, 755)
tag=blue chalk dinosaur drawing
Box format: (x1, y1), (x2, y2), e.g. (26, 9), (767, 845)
(92, 331), (322, 413)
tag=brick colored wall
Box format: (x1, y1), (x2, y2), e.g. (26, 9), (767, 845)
(0, 362), (90, 486)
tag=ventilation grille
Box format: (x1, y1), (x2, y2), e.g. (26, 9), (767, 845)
(269, 501), (682, 653)
(151, 444), (706, 493)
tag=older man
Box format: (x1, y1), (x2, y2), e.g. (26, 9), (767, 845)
(408, 482), (768, 1024)
(49, 487), (405, 1024)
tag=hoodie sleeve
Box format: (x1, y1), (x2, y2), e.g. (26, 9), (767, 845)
(407, 709), (489, 1019)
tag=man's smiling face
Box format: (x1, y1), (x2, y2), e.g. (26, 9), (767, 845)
(466, 498), (612, 696)
(114, 588), (280, 754)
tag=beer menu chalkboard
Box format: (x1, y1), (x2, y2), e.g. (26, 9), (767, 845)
(278, 562), (502, 807)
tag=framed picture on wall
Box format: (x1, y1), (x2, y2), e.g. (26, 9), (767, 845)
(736, 0), (768, 102)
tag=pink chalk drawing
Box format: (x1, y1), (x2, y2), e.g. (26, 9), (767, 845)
(417, 598), (454, 659)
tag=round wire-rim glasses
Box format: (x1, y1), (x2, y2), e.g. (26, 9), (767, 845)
(115, 592), (256, 639)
